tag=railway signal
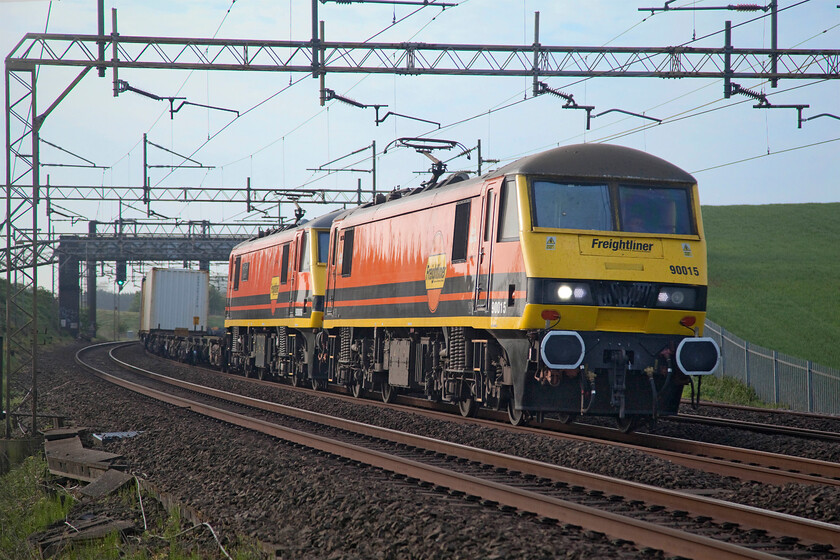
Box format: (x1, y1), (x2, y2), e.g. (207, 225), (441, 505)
(116, 260), (127, 291)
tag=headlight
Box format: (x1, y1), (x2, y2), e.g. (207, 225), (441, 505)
(657, 286), (696, 309)
(551, 282), (592, 304)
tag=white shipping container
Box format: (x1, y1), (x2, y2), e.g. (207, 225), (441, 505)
(139, 268), (209, 333)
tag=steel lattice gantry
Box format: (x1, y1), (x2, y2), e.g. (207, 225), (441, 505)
(6, 33), (840, 79)
(5, 26), (840, 436)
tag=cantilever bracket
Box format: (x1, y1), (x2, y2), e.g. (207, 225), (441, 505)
(535, 81), (595, 129)
(323, 88), (438, 128)
(587, 108), (662, 130)
(731, 82), (810, 128)
(798, 112), (840, 128)
(374, 107), (440, 128)
(117, 79), (239, 119)
(639, 2), (769, 14)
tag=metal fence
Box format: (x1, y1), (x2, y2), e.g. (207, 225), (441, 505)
(703, 320), (840, 414)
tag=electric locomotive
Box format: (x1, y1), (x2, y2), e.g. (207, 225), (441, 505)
(317, 143), (719, 429)
(224, 211), (340, 386)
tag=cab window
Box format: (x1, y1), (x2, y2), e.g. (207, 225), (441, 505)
(451, 201), (470, 262)
(317, 231), (330, 265)
(497, 180), (519, 241)
(299, 234), (310, 272)
(341, 229), (354, 276)
(280, 244), (290, 284)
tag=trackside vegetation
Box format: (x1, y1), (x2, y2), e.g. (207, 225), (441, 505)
(0, 456), (262, 559)
(0, 456), (74, 558)
(702, 202), (839, 370)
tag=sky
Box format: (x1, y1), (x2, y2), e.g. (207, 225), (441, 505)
(2, 0), (839, 291)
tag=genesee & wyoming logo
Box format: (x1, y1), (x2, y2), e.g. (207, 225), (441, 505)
(591, 238), (654, 252)
(425, 232), (447, 313)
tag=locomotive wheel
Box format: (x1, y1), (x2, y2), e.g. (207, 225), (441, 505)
(506, 387), (528, 426)
(557, 413), (576, 425)
(458, 386), (477, 418)
(615, 416), (639, 434)
(351, 381), (363, 398)
(507, 401), (527, 426)
(311, 378), (321, 391)
(381, 382), (396, 404)
(291, 374), (301, 387)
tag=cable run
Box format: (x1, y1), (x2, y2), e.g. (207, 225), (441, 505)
(691, 136), (840, 173)
(165, 2), (465, 186)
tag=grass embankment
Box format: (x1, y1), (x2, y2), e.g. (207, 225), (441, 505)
(94, 310), (224, 340)
(0, 456), (73, 556)
(702, 203), (840, 370)
(1, 456), (262, 559)
(682, 374), (772, 408)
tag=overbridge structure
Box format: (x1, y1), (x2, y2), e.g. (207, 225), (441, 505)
(55, 221), (252, 337)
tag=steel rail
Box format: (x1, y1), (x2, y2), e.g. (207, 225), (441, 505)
(681, 400), (838, 421)
(548, 421), (840, 486)
(102, 343), (840, 553)
(669, 413), (840, 443)
(138, 346), (840, 486)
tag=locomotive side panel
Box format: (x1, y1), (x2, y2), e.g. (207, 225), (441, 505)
(326, 192), (482, 326)
(324, 178), (528, 330)
(226, 229), (321, 329)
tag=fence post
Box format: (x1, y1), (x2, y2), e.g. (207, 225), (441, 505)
(772, 350), (779, 405)
(718, 326), (725, 377)
(807, 360), (813, 413)
(744, 340), (750, 387)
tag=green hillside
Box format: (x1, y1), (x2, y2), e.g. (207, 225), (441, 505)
(702, 203), (840, 370)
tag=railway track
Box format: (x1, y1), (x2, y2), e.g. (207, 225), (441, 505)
(682, 400), (840, 422)
(667, 413), (840, 444)
(77, 341), (840, 559)
(134, 345), (840, 488)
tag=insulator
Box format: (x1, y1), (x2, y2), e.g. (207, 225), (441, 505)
(729, 4), (764, 11)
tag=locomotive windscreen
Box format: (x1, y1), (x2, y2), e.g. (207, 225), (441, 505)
(531, 182), (612, 231)
(530, 180), (694, 235)
(618, 185), (693, 235)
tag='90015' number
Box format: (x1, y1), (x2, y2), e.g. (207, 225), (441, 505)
(670, 265), (699, 276)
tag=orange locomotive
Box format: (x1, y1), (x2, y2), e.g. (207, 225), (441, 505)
(224, 211), (339, 386)
(225, 143), (720, 429)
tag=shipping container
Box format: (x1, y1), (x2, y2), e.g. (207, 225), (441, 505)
(139, 268), (209, 334)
